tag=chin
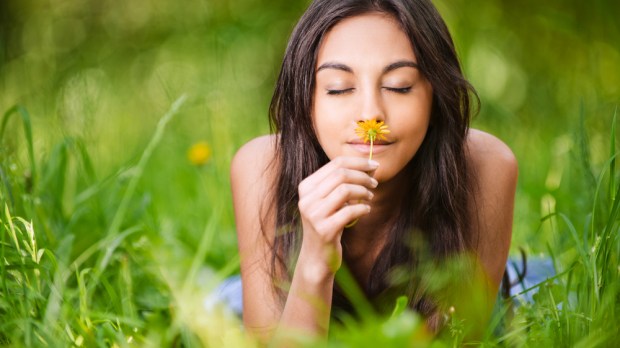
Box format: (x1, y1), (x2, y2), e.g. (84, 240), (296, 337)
(372, 167), (392, 183)
(373, 161), (410, 184)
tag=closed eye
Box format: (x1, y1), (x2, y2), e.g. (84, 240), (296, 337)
(384, 86), (412, 94)
(326, 88), (354, 95)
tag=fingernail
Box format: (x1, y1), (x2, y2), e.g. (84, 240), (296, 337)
(368, 191), (374, 199)
(366, 204), (371, 212)
(368, 160), (379, 168)
(370, 178), (378, 188)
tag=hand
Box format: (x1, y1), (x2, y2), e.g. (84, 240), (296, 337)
(296, 157), (379, 277)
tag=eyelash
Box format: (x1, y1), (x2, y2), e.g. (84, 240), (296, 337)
(384, 86), (412, 94)
(326, 88), (354, 95)
(325, 87), (412, 95)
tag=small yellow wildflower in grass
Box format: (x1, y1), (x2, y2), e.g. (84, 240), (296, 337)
(188, 141), (212, 166)
(346, 120), (390, 228)
(354, 119), (390, 161)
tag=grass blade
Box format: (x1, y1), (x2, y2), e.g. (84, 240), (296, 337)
(1, 105), (37, 184)
(334, 263), (376, 321)
(85, 95), (187, 301)
(610, 107), (617, 204)
(106, 94), (187, 239)
(182, 206), (221, 293)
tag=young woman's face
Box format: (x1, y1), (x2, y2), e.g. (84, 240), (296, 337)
(313, 13), (433, 183)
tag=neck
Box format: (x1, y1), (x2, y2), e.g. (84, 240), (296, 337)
(342, 167), (410, 258)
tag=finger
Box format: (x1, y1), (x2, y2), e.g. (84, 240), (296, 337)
(326, 183), (374, 210)
(304, 168), (378, 201)
(299, 182), (372, 225)
(299, 157), (379, 195)
(328, 203), (371, 233)
(308, 203), (371, 242)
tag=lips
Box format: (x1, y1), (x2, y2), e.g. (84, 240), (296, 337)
(347, 139), (393, 155)
(347, 139), (392, 145)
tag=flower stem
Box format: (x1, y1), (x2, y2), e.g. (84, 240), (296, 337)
(346, 137), (374, 229)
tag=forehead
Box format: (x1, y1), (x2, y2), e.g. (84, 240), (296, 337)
(316, 13), (416, 66)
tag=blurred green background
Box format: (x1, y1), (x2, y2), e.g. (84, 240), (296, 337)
(0, 0), (619, 345)
(2, 0), (618, 253)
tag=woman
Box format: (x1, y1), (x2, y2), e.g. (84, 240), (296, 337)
(231, 0), (517, 343)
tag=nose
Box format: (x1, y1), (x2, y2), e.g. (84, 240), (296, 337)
(356, 87), (386, 122)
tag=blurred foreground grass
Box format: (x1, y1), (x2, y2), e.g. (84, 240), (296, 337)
(1, 0), (619, 346)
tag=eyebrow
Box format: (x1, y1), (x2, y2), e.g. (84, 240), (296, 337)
(316, 62), (353, 73)
(316, 60), (420, 74)
(383, 60), (420, 73)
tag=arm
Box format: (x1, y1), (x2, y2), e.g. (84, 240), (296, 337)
(466, 129), (518, 289)
(231, 135), (280, 340)
(231, 135), (377, 344)
(460, 129), (518, 336)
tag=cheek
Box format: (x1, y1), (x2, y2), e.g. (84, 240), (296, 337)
(312, 96), (354, 141)
(391, 81), (433, 133)
(312, 106), (340, 158)
(402, 116), (430, 161)
(390, 107), (431, 143)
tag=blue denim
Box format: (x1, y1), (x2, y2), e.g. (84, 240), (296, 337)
(503, 256), (556, 303)
(209, 274), (244, 317)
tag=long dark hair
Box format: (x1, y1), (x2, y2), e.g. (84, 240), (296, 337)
(266, 0), (478, 329)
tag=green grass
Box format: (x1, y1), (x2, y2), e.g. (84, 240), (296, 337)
(1, 102), (618, 347)
(0, 99), (247, 347)
(0, 0), (619, 346)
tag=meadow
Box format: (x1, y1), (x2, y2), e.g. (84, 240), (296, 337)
(1, 0), (619, 346)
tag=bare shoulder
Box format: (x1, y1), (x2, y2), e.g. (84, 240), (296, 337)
(231, 134), (278, 182)
(465, 129), (518, 286)
(466, 129), (518, 176)
(465, 128), (518, 203)
(231, 133), (278, 244)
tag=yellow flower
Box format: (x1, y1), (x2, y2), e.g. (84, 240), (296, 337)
(355, 119), (390, 144)
(354, 119), (390, 160)
(187, 141), (212, 166)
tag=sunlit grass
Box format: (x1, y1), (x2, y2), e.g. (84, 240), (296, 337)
(2, 101), (618, 346)
(0, 98), (250, 346)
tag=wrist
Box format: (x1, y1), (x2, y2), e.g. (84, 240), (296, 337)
(295, 247), (337, 285)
